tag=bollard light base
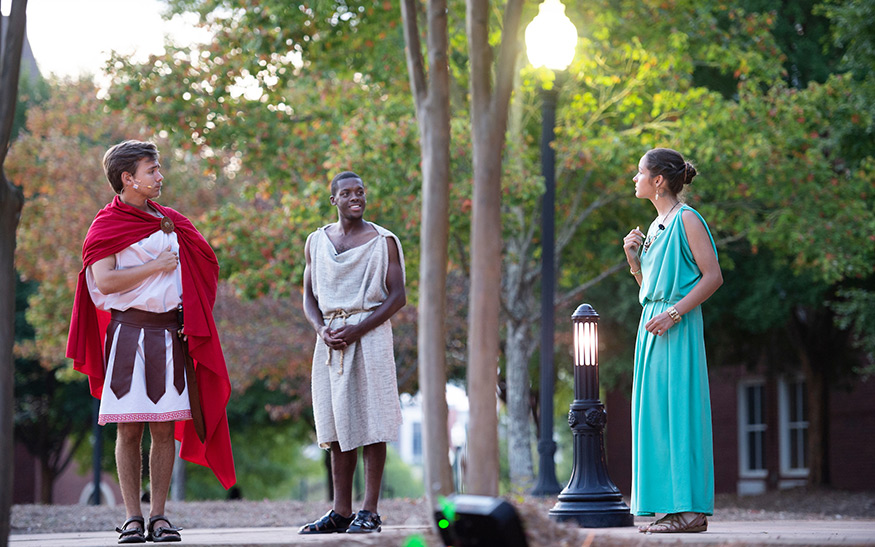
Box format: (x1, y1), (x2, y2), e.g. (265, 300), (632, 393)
(549, 499), (635, 528)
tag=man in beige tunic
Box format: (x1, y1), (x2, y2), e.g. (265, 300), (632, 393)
(299, 171), (406, 535)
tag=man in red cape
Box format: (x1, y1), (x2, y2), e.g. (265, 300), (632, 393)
(67, 140), (234, 542)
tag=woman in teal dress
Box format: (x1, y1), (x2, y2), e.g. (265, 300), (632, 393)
(622, 148), (723, 533)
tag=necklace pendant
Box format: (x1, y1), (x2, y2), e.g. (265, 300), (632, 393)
(160, 216), (175, 234)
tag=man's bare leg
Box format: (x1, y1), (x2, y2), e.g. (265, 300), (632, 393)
(361, 442), (386, 514)
(147, 421), (177, 533)
(116, 422), (145, 526)
(147, 422), (175, 516)
(331, 442), (357, 517)
(298, 442), (357, 534)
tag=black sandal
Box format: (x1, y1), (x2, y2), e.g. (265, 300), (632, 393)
(298, 510), (355, 534)
(115, 516), (145, 544)
(347, 510), (382, 533)
(146, 515), (182, 543)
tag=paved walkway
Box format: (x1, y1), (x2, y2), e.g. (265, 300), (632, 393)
(597, 520), (875, 545)
(9, 520), (875, 546)
(10, 525), (429, 546)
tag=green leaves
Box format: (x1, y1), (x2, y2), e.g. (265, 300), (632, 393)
(13, 0), (875, 405)
(692, 74), (875, 284)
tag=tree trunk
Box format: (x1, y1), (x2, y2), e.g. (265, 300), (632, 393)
(0, 2), (28, 544)
(0, 177), (22, 539)
(504, 319), (535, 490)
(464, 0), (523, 496)
(466, 135), (503, 495)
(38, 460), (54, 505)
(803, 351), (830, 487)
(790, 306), (834, 488)
(400, 0), (454, 509)
(501, 70), (539, 491)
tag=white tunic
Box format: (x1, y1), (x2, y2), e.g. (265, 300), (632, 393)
(309, 223), (404, 451)
(86, 228), (191, 424)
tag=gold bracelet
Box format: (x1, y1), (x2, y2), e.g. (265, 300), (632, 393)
(630, 267), (641, 275)
(667, 306), (681, 323)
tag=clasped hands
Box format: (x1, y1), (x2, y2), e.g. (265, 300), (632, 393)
(319, 324), (363, 350)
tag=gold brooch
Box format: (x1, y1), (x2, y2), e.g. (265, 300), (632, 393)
(160, 216), (175, 234)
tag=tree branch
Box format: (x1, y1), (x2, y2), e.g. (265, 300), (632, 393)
(466, 0), (492, 117)
(0, 0), (27, 166)
(400, 0), (428, 113)
(557, 259), (628, 309)
(55, 429), (87, 479)
(453, 232), (470, 277)
(492, 0), (523, 116)
(426, 0), (450, 112)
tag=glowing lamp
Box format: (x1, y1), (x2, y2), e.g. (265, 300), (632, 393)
(525, 0), (578, 71)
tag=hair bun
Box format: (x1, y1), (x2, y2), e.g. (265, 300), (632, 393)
(683, 162), (697, 185)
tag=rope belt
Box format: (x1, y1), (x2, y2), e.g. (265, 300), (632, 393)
(323, 308), (370, 375)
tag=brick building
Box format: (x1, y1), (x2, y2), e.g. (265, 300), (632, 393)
(604, 367), (875, 496)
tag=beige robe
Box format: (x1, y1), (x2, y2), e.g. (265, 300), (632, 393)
(309, 222), (404, 451)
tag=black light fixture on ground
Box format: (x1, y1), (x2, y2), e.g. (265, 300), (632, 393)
(435, 494), (528, 547)
(525, 0), (578, 498)
(549, 304), (634, 527)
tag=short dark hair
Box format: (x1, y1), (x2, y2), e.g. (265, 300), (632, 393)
(643, 148), (697, 196)
(330, 171), (362, 195)
(103, 140), (159, 194)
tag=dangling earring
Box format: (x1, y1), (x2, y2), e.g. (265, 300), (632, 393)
(133, 183), (139, 189)
(655, 190), (660, 201)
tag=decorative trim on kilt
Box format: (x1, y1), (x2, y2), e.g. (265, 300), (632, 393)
(98, 409), (193, 425)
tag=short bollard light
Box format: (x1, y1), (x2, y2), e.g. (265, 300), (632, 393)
(548, 304), (634, 527)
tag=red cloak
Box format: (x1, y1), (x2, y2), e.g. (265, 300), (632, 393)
(67, 195), (236, 489)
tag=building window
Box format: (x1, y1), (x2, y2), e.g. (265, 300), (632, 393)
(779, 376), (809, 478)
(738, 380), (767, 478)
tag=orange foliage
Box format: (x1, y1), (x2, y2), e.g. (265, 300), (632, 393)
(9, 80), (152, 362)
(212, 283), (314, 410)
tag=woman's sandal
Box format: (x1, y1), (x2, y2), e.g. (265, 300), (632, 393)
(298, 509), (355, 534)
(115, 516), (146, 544)
(146, 515), (182, 543)
(637, 518), (659, 533)
(642, 512), (708, 533)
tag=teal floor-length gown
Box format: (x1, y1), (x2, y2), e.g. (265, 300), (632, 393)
(631, 205), (715, 516)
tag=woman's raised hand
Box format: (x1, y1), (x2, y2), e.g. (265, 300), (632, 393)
(624, 226), (645, 265)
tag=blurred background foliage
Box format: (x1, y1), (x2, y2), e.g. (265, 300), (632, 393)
(9, 0), (874, 499)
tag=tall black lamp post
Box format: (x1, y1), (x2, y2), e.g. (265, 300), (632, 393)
(526, 0), (577, 497)
(549, 304), (634, 527)
(90, 398), (103, 505)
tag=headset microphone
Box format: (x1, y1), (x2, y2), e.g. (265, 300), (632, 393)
(132, 178), (155, 189)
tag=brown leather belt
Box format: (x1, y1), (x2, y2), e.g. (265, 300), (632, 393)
(106, 308), (185, 404)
